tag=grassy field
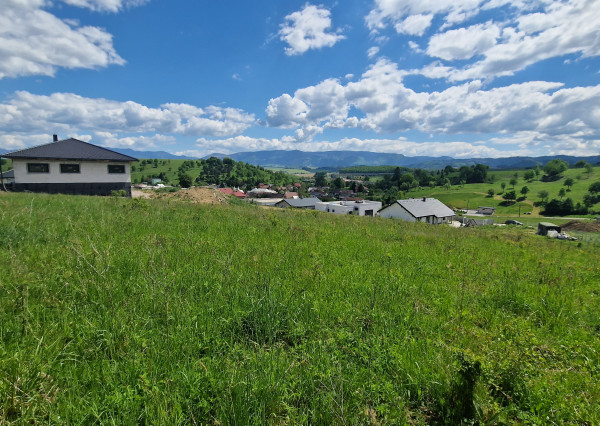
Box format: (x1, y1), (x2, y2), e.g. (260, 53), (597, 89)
(265, 167), (314, 177)
(405, 166), (600, 216)
(1, 192), (599, 424)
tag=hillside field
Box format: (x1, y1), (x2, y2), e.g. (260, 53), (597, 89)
(1, 192), (599, 424)
(404, 166), (600, 216)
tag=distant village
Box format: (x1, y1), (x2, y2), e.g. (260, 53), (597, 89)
(2, 136), (597, 237)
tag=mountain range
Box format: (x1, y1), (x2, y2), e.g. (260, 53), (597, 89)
(2, 146), (599, 170)
(201, 150), (600, 170)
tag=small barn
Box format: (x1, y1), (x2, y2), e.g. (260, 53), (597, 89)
(3, 136), (137, 196)
(537, 222), (561, 236)
(379, 197), (454, 224)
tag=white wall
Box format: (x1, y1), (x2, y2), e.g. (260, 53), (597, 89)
(379, 203), (416, 222)
(13, 160), (131, 184)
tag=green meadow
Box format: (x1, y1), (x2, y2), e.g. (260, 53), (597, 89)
(1, 193), (599, 424)
(406, 166), (600, 216)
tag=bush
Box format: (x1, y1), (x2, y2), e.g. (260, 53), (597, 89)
(110, 189), (127, 197)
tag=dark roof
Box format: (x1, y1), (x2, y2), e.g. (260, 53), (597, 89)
(391, 198), (454, 218)
(1, 169), (14, 178)
(2, 138), (137, 162)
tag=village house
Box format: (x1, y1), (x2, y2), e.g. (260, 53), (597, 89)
(275, 198), (320, 209)
(315, 200), (382, 217)
(379, 197), (454, 224)
(218, 187), (246, 198)
(2, 136), (137, 196)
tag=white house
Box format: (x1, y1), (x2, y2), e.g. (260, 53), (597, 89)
(379, 197), (454, 224)
(315, 200), (382, 216)
(2, 136), (137, 196)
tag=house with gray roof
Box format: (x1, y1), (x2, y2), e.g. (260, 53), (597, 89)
(275, 198), (320, 209)
(2, 135), (137, 196)
(379, 197), (454, 224)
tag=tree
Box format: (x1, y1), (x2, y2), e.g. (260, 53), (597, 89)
(520, 186), (529, 198)
(543, 159), (568, 179)
(534, 165), (541, 177)
(558, 187), (566, 200)
(538, 190), (549, 203)
(487, 188), (495, 197)
(501, 182), (506, 192)
(564, 177), (574, 191)
(585, 163), (594, 178)
(509, 177), (518, 188)
(314, 172), (327, 187)
(589, 181), (600, 194)
(332, 177), (344, 189)
(574, 160), (589, 168)
(502, 190), (516, 202)
(524, 170), (535, 181)
(178, 173), (193, 188)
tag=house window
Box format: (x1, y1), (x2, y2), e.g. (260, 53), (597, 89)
(108, 164), (125, 174)
(27, 163), (49, 173)
(60, 164), (80, 173)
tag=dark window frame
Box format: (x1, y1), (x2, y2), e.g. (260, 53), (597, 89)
(60, 163), (80, 174)
(108, 164), (126, 174)
(27, 163), (50, 173)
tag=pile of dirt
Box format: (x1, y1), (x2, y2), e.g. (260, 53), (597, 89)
(134, 187), (232, 205)
(561, 220), (600, 233)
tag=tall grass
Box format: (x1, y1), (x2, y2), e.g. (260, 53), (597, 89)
(1, 193), (599, 423)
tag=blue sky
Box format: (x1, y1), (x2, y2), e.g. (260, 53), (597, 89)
(1, 0), (599, 158)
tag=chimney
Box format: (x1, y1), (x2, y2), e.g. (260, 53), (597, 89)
(53, 134), (58, 142)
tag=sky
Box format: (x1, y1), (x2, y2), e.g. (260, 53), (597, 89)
(1, 0), (600, 159)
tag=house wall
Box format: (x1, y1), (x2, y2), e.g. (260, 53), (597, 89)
(354, 202), (382, 216)
(316, 201), (381, 216)
(11, 159), (132, 196)
(13, 159), (131, 184)
(379, 203), (416, 222)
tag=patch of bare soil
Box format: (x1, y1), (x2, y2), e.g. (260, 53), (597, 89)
(143, 187), (231, 205)
(561, 220), (600, 233)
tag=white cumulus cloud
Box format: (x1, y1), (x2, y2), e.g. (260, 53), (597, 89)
(264, 59), (600, 155)
(0, 91), (256, 149)
(279, 4), (345, 55)
(0, 0), (147, 79)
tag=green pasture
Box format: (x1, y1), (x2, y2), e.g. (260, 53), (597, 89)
(130, 159), (195, 184)
(265, 167), (313, 176)
(405, 166), (600, 216)
(1, 192), (599, 424)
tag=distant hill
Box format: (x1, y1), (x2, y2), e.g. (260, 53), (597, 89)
(203, 150), (600, 170)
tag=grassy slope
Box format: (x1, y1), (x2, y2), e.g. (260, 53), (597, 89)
(406, 166), (600, 216)
(131, 159), (193, 183)
(1, 193), (599, 424)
